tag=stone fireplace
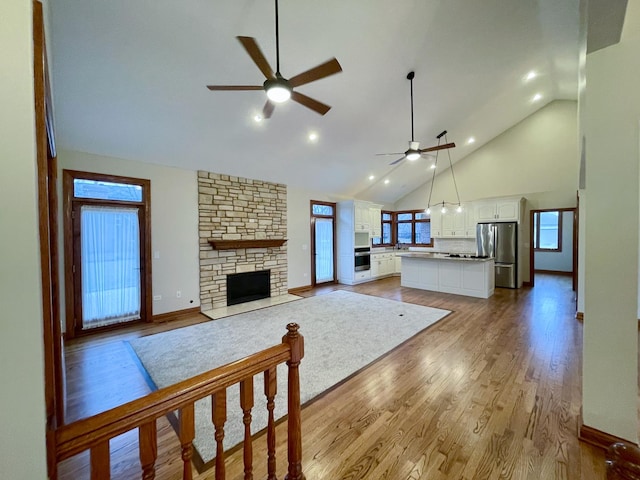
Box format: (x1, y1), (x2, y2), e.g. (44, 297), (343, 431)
(197, 171), (287, 312)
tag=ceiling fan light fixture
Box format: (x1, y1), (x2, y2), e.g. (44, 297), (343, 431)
(265, 81), (292, 103)
(406, 151), (421, 161)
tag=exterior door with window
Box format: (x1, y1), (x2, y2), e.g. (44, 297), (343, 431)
(310, 201), (337, 285)
(63, 171), (151, 337)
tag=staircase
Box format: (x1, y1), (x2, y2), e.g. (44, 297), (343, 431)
(53, 323), (305, 480)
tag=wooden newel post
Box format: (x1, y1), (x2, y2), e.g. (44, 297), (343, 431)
(606, 442), (640, 479)
(283, 323), (305, 480)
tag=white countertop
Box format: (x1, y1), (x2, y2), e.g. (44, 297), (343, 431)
(397, 252), (493, 262)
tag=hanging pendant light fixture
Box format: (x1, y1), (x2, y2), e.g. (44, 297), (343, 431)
(425, 130), (462, 214)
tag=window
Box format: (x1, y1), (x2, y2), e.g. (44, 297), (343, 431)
(372, 211), (394, 246)
(533, 210), (562, 251)
(396, 210), (432, 247)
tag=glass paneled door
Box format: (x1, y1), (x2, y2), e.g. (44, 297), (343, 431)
(63, 170), (151, 338)
(79, 205), (142, 329)
(311, 202), (337, 285)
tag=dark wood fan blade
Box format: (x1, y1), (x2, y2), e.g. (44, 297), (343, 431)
(237, 36), (275, 79)
(206, 85), (264, 91)
(389, 156), (406, 166)
(263, 100), (275, 119)
(291, 91), (331, 115)
(376, 152), (405, 156)
(419, 142), (456, 153)
(288, 58), (342, 88)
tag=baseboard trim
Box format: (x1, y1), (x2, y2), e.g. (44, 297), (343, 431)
(523, 281), (532, 287)
(152, 306), (201, 323)
(288, 285), (312, 295)
(579, 415), (634, 450)
(576, 311), (584, 321)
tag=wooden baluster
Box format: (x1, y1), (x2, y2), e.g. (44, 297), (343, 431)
(139, 420), (158, 480)
(264, 366), (278, 480)
(283, 323), (305, 480)
(212, 390), (227, 480)
(240, 377), (254, 480)
(90, 440), (110, 480)
(179, 403), (195, 480)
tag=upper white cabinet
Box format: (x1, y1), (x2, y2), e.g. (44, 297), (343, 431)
(369, 204), (382, 238)
(475, 197), (523, 222)
(441, 209), (466, 237)
(465, 205), (477, 237)
(429, 209), (442, 237)
(353, 201), (371, 232)
(430, 204), (475, 238)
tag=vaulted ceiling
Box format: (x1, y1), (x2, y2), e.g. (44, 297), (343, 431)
(50, 0), (582, 205)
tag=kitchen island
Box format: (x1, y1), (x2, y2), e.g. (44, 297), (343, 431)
(399, 253), (495, 298)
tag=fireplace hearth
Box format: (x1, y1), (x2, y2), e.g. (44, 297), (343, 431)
(226, 270), (271, 306)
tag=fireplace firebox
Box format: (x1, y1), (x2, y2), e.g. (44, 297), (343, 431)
(226, 270), (271, 306)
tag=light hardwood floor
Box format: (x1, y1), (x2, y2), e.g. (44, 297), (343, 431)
(58, 274), (607, 479)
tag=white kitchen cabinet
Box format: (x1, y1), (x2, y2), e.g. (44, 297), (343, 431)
(441, 209), (466, 237)
(354, 201), (371, 232)
(465, 205), (477, 238)
(475, 197), (522, 222)
(371, 252), (394, 279)
(431, 204), (475, 238)
(428, 209), (442, 237)
(369, 204), (382, 238)
(394, 254), (402, 274)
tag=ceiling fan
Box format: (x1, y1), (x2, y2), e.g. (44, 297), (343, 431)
(377, 71), (455, 165)
(206, 0), (342, 119)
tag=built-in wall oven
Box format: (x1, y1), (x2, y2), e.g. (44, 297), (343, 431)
(354, 247), (371, 271)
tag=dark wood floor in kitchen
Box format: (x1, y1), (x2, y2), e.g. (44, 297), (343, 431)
(58, 274), (607, 479)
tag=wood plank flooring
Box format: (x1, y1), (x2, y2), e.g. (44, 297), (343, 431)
(58, 274), (607, 479)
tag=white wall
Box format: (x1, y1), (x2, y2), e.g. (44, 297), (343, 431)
(582, 0), (639, 442)
(396, 100), (579, 210)
(534, 211), (574, 272)
(58, 150), (201, 319)
(0, 0), (48, 478)
(396, 101), (580, 281)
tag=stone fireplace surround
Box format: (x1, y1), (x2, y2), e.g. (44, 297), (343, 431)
(197, 171), (287, 312)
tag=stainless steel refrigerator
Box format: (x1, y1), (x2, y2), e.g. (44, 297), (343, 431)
(477, 222), (517, 288)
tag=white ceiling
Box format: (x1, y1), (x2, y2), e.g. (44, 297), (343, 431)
(49, 0), (581, 205)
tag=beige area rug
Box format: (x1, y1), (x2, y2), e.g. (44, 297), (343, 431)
(128, 290), (451, 471)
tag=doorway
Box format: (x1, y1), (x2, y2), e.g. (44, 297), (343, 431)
(528, 207), (577, 290)
(63, 170), (152, 338)
(310, 201), (337, 286)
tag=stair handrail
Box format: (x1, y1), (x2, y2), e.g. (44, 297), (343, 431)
(55, 323), (305, 480)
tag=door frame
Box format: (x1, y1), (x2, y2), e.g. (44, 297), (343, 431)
(34, 0), (63, 474)
(528, 207), (577, 289)
(63, 170), (152, 338)
(309, 201), (337, 286)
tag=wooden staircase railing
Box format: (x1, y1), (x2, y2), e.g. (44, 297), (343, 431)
(55, 323), (305, 480)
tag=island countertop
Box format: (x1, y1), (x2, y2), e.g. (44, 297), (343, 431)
(399, 254), (495, 298)
(396, 252), (493, 262)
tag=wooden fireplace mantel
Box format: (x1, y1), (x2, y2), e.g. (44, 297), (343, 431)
(208, 239), (288, 250)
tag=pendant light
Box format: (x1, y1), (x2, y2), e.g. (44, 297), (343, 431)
(425, 130), (462, 214)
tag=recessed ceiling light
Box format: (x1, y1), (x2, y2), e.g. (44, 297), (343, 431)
(525, 70), (537, 82)
(253, 114), (263, 123)
(369, 175), (375, 180)
(384, 179), (390, 184)
(308, 132), (318, 142)
(430, 164), (436, 169)
(532, 93), (543, 103)
(466, 137), (475, 144)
